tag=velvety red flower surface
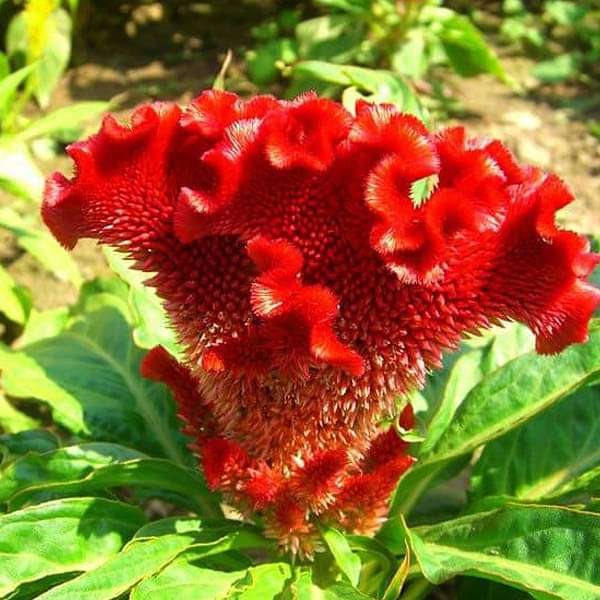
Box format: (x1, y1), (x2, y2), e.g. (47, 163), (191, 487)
(42, 91), (599, 554)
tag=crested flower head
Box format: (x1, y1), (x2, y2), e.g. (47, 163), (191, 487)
(42, 91), (599, 553)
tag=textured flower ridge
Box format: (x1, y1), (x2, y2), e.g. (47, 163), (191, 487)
(42, 91), (599, 554)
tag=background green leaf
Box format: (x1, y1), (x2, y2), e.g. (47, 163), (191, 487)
(0, 63), (36, 123)
(0, 207), (82, 287)
(129, 556), (246, 600)
(0, 429), (59, 460)
(292, 61), (424, 119)
(15, 100), (108, 143)
(0, 139), (45, 202)
(7, 8), (72, 108)
(425, 7), (506, 79)
(0, 263), (31, 325)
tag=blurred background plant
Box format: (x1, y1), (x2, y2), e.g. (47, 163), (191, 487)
(245, 0), (507, 117)
(496, 0), (600, 85)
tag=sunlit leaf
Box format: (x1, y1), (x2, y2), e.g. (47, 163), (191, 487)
(424, 7), (506, 80)
(320, 525), (362, 587)
(104, 248), (183, 358)
(292, 61), (425, 120)
(470, 385), (600, 504)
(0, 207), (82, 286)
(403, 505), (600, 599)
(0, 442), (218, 514)
(0, 497), (146, 598)
(0, 263), (31, 325)
(388, 324), (600, 517)
(10, 7), (73, 108)
(0, 139), (45, 202)
(0, 393), (38, 434)
(296, 15), (363, 63)
(0, 63), (36, 123)
(0, 297), (189, 464)
(37, 518), (271, 600)
(15, 100), (108, 142)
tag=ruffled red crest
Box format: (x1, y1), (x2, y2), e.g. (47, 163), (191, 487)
(174, 118), (262, 243)
(180, 90), (241, 140)
(203, 237), (364, 378)
(366, 155), (479, 283)
(262, 93), (352, 172)
(498, 172), (600, 353)
(43, 91), (599, 552)
(42, 102), (185, 250)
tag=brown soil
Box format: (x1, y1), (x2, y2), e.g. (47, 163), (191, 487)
(449, 57), (600, 234)
(2, 4), (598, 312)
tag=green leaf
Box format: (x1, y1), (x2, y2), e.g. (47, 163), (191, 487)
(532, 54), (580, 83)
(129, 556), (245, 599)
(130, 516), (267, 543)
(0, 263), (31, 325)
(246, 38), (298, 85)
(457, 577), (533, 600)
(296, 15), (363, 63)
(545, 1), (588, 25)
(319, 525), (362, 587)
(30, 9), (72, 108)
(104, 245), (182, 358)
(470, 385), (600, 503)
(0, 299), (189, 464)
(15, 101), (108, 142)
(421, 323), (535, 455)
(17, 306), (69, 346)
(425, 7), (506, 80)
(0, 497), (146, 598)
(0, 207), (82, 286)
(0, 429), (59, 460)
(5, 12), (28, 64)
(391, 29), (429, 80)
(35, 534), (216, 600)
(36, 519), (271, 600)
(428, 326), (600, 463)
(0, 139), (45, 202)
(403, 505), (600, 599)
(0, 393), (38, 434)
(287, 569), (372, 599)
(381, 542), (410, 600)
(0, 63), (36, 123)
(292, 61), (425, 120)
(0, 52), (9, 79)
(0, 443), (217, 514)
(389, 325), (600, 517)
(229, 563), (293, 599)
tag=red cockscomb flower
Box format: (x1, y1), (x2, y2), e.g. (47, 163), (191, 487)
(42, 91), (599, 553)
